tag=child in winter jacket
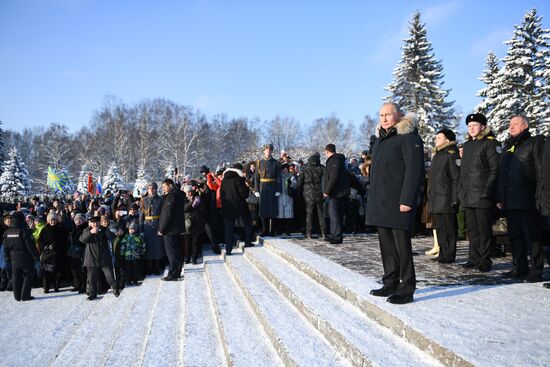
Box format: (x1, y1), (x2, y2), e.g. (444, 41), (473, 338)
(120, 223), (145, 285)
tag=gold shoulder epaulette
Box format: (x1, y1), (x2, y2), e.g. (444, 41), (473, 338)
(487, 136), (495, 140)
(448, 150), (455, 154)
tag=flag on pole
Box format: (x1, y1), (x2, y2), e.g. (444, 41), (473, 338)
(47, 166), (70, 192)
(87, 172), (94, 194)
(96, 176), (102, 195)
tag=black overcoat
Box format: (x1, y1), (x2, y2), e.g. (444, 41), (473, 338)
(80, 228), (113, 267)
(539, 138), (550, 216)
(221, 168), (250, 220)
(365, 113), (425, 231)
(428, 142), (460, 214)
(322, 153), (349, 198)
(255, 157), (281, 218)
(459, 127), (501, 208)
(3, 227), (38, 269)
(159, 188), (186, 235)
(497, 130), (544, 210)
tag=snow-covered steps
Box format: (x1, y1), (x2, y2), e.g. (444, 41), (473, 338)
(259, 238), (474, 367)
(51, 285), (144, 366)
(205, 251), (284, 367)
(225, 252), (351, 367)
(244, 244), (441, 367)
(183, 266), (225, 367)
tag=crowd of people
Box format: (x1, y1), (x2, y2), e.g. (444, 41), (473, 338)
(1, 102), (549, 304)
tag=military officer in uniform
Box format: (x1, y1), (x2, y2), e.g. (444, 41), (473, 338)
(459, 113), (501, 273)
(140, 182), (165, 275)
(255, 143), (282, 236)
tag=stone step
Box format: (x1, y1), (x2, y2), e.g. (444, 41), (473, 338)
(205, 253), (284, 367)
(225, 252), (351, 367)
(51, 285), (142, 366)
(104, 276), (163, 366)
(183, 266), (226, 367)
(140, 274), (185, 366)
(244, 245), (441, 367)
(260, 238), (473, 367)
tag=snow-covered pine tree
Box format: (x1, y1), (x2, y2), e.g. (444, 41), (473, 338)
(102, 163), (126, 193)
(133, 164), (150, 197)
(0, 146), (32, 199)
(476, 51), (501, 117)
(164, 161), (177, 180)
(76, 165), (90, 193)
(385, 10), (460, 150)
(487, 9), (550, 141)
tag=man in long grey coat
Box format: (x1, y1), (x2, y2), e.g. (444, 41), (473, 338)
(255, 143), (281, 236)
(365, 102), (425, 305)
(139, 182), (164, 275)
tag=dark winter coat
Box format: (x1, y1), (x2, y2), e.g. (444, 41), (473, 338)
(39, 223), (69, 272)
(139, 194), (165, 260)
(297, 154), (325, 202)
(497, 130), (544, 210)
(159, 188), (186, 235)
(255, 157), (281, 218)
(68, 222), (88, 260)
(80, 227), (114, 267)
(322, 153), (349, 198)
(221, 168), (250, 219)
(459, 127), (501, 208)
(428, 141), (461, 214)
(365, 113), (425, 231)
(184, 196), (205, 235)
(539, 137), (550, 216)
(3, 225), (38, 269)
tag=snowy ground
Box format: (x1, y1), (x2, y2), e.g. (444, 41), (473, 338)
(0, 235), (548, 366)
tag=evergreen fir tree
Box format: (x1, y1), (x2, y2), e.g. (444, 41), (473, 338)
(102, 163), (126, 193)
(0, 147), (32, 199)
(133, 164), (150, 197)
(385, 10), (459, 150)
(476, 51), (501, 117)
(487, 9), (550, 141)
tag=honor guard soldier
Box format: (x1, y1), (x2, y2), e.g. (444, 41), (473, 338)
(139, 182), (165, 275)
(255, 143), (282, 236)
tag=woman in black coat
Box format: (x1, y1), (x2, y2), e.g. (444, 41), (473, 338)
(38, 212), (69, 293)
(428, 129), (460, 263)
(221, 164), (252, 254)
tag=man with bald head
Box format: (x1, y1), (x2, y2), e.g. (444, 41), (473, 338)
(497, 116), (545, 282)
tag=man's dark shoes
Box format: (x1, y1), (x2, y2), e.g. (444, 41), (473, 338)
(543, 282), (550, 289)
(370, 287), (395, 297)
(162, 276), (176, 281)
(477, 264), (492, 273)
(329, 237), (343, 244)
(461, 261), (477, 269)
(387, 294), (414, 305)
(437, 258), (455, 264)
(523, 273), (543, 283)
(243, 243), (254, 248)
(212, 245), (222, 255)
(21, 296), (34, 301)
(502, 269), (527, 279)
(87, 294), (97, 301)
(113, 288), (120, 297)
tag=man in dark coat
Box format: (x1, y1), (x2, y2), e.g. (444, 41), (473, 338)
(497, 116), (545, 282)
(3, 213), (38, 301)
(255, 143), (281, 236)
(221, 163), (252, 254)
(139, 182), (165, 275)
(297, 153), (326, 238)
(158, 178), (186, 281)
(365, 103), (425, 304)
(539, 137), (550, 289)
(459, 113), (501, 272)
(428, 129), (460, 263)
(322, 144), (349, 244)
(80, 216), (120, 300)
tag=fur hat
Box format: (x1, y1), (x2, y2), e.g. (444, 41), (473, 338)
(465, 113), (487, 126)
(437, 128), (456, 142)
(46, 212), (59, 222)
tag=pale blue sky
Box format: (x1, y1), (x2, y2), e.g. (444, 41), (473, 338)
(1, 0), (549, 132)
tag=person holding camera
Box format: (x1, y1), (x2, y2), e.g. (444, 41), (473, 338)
(80, 216), (120, 300)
